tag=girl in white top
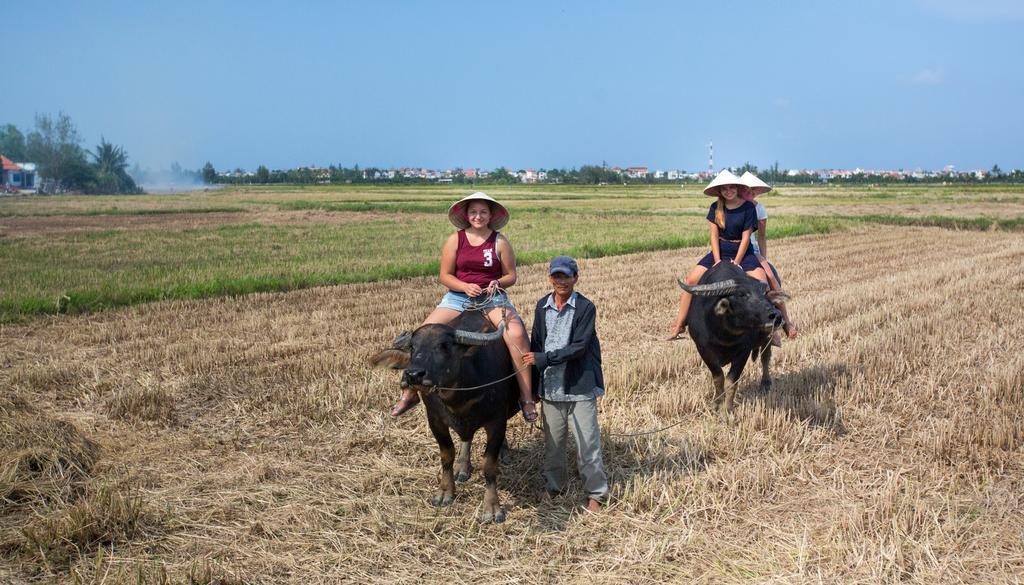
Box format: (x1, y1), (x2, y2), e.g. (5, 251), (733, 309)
(740, 172), (797, 341)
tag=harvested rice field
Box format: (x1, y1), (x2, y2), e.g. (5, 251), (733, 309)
(2, 225), (1023, 584)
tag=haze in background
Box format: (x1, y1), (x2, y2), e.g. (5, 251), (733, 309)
(1, 0), (1022, 172)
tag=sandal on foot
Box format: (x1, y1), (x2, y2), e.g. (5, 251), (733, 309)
(390, 394), (420, 417)
(520, 400), (538, 423)
(666, 326), (687, 341)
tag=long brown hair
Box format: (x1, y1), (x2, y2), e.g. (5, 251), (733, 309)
(715, 195), (726, 229)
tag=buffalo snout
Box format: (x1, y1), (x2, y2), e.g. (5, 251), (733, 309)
(404, 367), (428, 386)
(759, 305), (784, 332)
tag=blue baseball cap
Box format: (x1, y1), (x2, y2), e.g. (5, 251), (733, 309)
(548, 255), (578, 276)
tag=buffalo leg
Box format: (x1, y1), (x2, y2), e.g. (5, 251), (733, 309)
(499, 438), (512, 466)
(479, 421), (507, 524)
(759, 345), (773, 391)
(711, 369), (726, 413)
(722, 356), (748, 415)
(703, 360), (727, 414)
(427, 416), (456, 507)
(454, 439), (473, 483)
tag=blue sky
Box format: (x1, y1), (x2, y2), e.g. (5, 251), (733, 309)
(2, 0), (1022, 171)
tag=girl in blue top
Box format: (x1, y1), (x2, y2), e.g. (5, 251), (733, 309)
(667, 170), (769, 340)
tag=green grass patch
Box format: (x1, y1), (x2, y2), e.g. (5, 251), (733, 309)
(0, 212), (846, 322)
(854, 214), (1024, 231)
(3, 182), (1020, 322)
(277, 199), (450, 214)
(0, 206), (247, 218)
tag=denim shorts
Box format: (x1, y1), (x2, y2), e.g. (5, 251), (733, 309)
(438, 290), (515, 313)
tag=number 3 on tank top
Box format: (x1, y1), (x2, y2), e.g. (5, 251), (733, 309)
(483, 248), (494, 267)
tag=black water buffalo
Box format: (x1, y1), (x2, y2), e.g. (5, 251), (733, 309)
(369, 311), (518, 523)
(679, 262), (786, 415)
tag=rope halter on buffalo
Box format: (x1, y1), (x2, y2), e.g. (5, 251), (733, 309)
(426, 285), (528, 394)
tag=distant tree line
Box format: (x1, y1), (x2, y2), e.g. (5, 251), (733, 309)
(205, 163), (696, 186)
(0, 113), (141, 194)
(202, 159), (1024, 187)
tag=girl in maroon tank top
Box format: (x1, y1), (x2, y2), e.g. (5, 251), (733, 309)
(454, 230), (503, 291)
(389, 193), (538, 423)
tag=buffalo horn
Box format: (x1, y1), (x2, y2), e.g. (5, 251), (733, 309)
(454, 323), (506, 346)
(677, 278), (738, 296)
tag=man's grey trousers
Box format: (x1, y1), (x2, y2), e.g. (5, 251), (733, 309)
(541, 398), (609, 503)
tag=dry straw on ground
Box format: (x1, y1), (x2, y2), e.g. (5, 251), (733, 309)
(1, 226), (1023, 584)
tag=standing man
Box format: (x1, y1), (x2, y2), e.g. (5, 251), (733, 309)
(522, 255), (609, 512)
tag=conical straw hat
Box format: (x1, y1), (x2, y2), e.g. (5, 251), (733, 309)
(740, 171), (772, 197)
(447, 192), (510, 230)
(703, 170), (745, 197)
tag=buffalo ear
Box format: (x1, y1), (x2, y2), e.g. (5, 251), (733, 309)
(368, 349), (411, 370)
(713, 298), (731, 316)
(767, 289), (790, 306)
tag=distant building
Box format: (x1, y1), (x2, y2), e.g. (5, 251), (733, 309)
(1, 155), (39, 193)
(520, 168), (539, 183)
(624, 166), (648, 178)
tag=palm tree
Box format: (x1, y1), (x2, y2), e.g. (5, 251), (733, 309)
(89, 138), (138, 193)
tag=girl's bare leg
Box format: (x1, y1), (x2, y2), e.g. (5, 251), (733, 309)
(391, 308), (463, 416)
(486, 307), (536, 421)
(668, 265), (707, 340)
(779, 302), (797, 338)
(423, 307), (463, 325)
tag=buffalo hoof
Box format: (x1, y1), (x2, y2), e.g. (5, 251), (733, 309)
(431, 493), (454, 507)
(455, 470), (471, 483)
(760, 379), (772, 392)
(479, 507), (506, 524)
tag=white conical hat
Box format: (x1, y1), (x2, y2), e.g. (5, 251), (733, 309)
(740, 171), (772, 197)
(446, 192), (509, 230)
(703, 170), (745, 197)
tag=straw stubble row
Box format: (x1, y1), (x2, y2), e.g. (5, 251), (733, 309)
(1, 226), (1022, 583)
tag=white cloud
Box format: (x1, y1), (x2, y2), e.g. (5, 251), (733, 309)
(911, 68), (945, 85)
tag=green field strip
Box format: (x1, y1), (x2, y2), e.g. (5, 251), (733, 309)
(0, 206), (248, 218)
(0, 218), (845, 323)
(852, 214), (1024, 231)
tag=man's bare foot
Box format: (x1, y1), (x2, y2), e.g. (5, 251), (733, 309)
(584, 499), (602, 513)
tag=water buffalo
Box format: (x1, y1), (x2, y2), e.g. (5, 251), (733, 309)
(369, 311), (519, 523)
(679, 261), (786, 416)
